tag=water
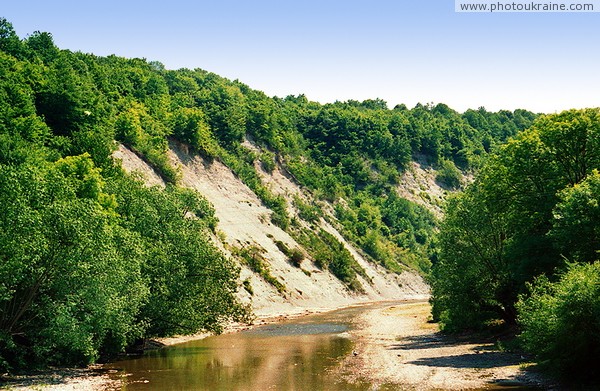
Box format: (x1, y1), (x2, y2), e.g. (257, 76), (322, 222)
(107, 306), (372, 390)
(106, 303), (543, 391)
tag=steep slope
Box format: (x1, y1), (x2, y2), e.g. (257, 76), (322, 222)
(396, 160), (447, 218)
(115, 141), (429, 318)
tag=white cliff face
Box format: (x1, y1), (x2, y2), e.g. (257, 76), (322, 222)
(114, 141), (430, 319)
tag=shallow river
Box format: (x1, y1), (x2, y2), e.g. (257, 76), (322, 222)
(106, 302), (541, 391)
(106, 304), (388, 390)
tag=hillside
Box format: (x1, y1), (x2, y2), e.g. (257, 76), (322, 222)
(0, 18), (538, 370)
(115, 140), (429, 317)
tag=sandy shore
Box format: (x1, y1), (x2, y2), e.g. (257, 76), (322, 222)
(1, 301), (554, 390)
(0, 365), (120, 391)
(340, 301), (553, 390)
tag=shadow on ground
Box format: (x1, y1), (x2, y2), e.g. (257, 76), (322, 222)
(389, 333), (522, 369)
(408, 351), (519, 369)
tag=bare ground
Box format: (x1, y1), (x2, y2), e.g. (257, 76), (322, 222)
(340, 301), (554, 390)
(0, 365), (120, 391)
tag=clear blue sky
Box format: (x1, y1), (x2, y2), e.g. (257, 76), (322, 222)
(3, 0), (599, 113)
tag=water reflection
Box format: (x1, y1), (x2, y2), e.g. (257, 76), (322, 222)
(107, 303), (542, 391)
(108, 310), (370, 390)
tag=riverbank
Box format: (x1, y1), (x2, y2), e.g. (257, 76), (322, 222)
(340, 301), (553, 390)
(0, 309), (326, 390)
(0, 365), (120, 390)
(1, 301), (554, 390)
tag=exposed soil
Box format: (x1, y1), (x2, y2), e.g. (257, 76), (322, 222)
(340, 301), (554, 390)
(0, 365), (120, 391)
(3, 145), (547, 390)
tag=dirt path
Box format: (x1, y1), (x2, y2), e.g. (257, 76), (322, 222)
(340, 301), (552, 390)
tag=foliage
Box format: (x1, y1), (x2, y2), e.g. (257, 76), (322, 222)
(171, 107), (220, 159)
(435, 159), (462, 189)
(516, 262), (600, 382)
(293, 196), (322, 223)
(550, 170), (600, 263)
(218, 148), (290, 229)
(430, 186), (512, 331)
(0, 20), (251, 369)
(0, 18), (542, 370)
(108, 177), (244, 337)
(431, 109), (600, 331)
(275, 240), (305, 267)
(234, 246), (286, 294)
(258, 150), (276, 173)
(291, 228), (366, 292)
(242, 279), (254, 296)
(0, 158), (147, 368)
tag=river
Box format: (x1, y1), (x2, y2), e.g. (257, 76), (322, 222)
(105, 302), (545, 390)
(106, 304), (376, 390)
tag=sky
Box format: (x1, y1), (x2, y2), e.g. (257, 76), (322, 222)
(2, 0), (599, 113)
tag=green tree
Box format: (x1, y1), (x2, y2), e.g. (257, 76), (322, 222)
(196, 76), (247, 148)
(171, 107), (219, 158)
(431, 184), (513, 330)
(0, 157), (146, 369)
(435, 159), (462, 189)
(517, 262), (600, 381)
(25, 31), (59, 63)
(431, 109), (600, 331)
(0, 18), (24, 58)
(550, 170), (600, 263)
(107, 177), (249, 336)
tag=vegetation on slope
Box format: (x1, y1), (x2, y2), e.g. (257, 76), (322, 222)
(0, 18), (537, 371)
(0, 19), (250, 371)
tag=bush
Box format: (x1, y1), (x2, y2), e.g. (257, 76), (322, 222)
(275, 240), (304, 267)
(293, 196), (321, 223)
(291, 228), (365, 292)
(242, 279), (254, 296)
(235, 246), (286, 294)
(435, 159), (462, 189)
(516, 262), (600, 382)
(259, 151), (276, 173)
(289, 248), (305, 267)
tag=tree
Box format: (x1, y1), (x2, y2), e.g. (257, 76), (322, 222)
(550, 170), (600, 264)
(0, 18), (24, 58)
(107, 177), (249, 336)
(25, 31), (59, 63)
(534, 108), (600, 186)
(0, 157), (146, 369)
(171, 107), (219, 159)
(196, 78), (247, 148)
(431, 182), (513, 330)
(517, 262), (600, 381)
(431, 109), (600, 331)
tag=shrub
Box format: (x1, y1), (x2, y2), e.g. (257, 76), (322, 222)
(516, 262), (600, 382)
(235, 246), (286, 294)
(259, 151), (276, 173)
(289, 248), (304, 267)
(242, 279), (254, 296)
(290, 228), (365, 292)
(275, 240), (304, 267)
(435, 159), (462, 189)
(293, 196), (321, 223)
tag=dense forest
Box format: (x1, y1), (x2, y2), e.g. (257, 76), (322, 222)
(6, 17), (593, 378)
(431, 108), (600, 381)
